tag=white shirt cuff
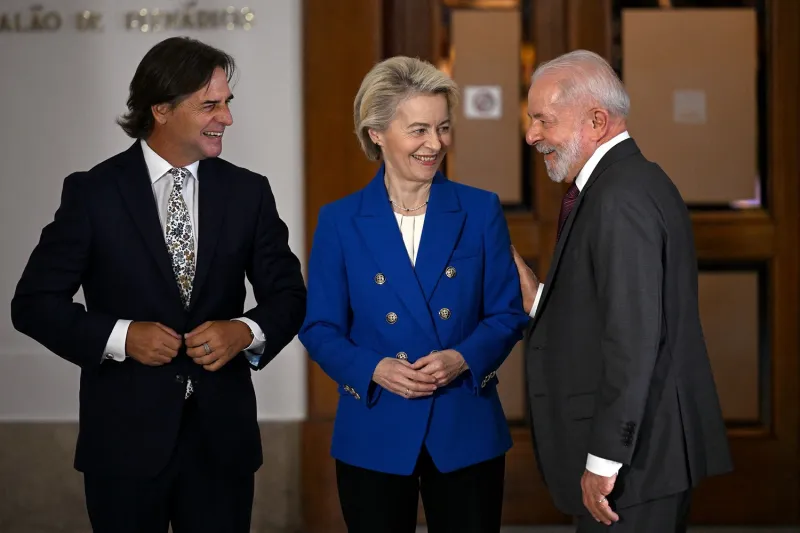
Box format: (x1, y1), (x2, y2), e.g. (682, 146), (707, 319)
(586, 454), (623, 477)
(529, 284), (544, 318)
(102, 319), (132, 362)
(232, 317), (266, 354)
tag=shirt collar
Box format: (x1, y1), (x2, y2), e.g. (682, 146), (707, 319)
(574, 130), (630, 191)
(140, 139), (200, 184)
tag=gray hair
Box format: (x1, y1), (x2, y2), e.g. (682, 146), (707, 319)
(354, 56), (459, 161)
(532, 50), (630, 118)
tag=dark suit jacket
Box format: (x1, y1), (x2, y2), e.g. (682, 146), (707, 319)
(11, 142), (306, 478)
(525, 139), (732, 515)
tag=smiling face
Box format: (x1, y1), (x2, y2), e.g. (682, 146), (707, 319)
(369, 93), (451, 184)
(525, 74), (594, 183)
(151, 67), (234, 166)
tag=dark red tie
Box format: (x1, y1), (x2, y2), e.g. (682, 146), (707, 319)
(556, 183), (580, 241)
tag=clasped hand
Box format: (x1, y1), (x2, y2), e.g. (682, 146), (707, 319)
(372, 349), (467, 399)
(125, 320), (252, 372)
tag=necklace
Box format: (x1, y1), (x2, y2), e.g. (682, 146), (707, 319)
(389, 199), (428, 212)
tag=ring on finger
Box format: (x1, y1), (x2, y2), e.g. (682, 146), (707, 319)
(202, 342), (212, 355)
(597, 496), (607, 504)
(405, 388), (410, 396)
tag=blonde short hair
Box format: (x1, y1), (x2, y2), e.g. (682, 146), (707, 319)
(353, 56), (459, 161)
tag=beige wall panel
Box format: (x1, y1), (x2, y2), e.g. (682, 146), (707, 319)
(622, 9), (758, 205)
(699, 271), (760, 422)
(450, 9), (522, 203)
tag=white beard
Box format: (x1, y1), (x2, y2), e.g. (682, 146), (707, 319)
(537, 129), (584, 183)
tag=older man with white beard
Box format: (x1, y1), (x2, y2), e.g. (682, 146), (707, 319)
(511, 50), (732, 532)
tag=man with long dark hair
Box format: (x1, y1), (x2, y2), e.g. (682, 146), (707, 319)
(11, 37), (306, 532)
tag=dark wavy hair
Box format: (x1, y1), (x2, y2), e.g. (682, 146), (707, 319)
(117, 36), (236, 139)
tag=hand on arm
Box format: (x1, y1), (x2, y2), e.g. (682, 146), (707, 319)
(511, 245), (540, 315)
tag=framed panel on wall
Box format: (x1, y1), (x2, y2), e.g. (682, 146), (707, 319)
(611, 0), (767, 210)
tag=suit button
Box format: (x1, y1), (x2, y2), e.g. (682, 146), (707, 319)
(386, 312), (398, 324)
(438, 308), (451, 320)
(374, 273), (386, 285)
(396, 352), (408, 360)
(445, 266), (456, 278)
(175, 374), (185, 384)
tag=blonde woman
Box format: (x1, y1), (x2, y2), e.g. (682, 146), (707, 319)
(299, 56), (529, 532)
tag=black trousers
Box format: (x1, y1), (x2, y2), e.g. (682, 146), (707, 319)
(576, 490), (692, 533)
(336, 447), (506, 533)
(83, 396), (254, 533)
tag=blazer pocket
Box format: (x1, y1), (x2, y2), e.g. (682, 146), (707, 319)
(566, 392), (596, 421)
(450, 244), (482, 260)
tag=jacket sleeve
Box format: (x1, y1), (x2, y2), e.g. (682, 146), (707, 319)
(242, 176), (307, 370)
(587, 188), (664, 464)
(11, 173), (117, 370)
(298, 205), (384, 406)
(453, 193), (530, 394)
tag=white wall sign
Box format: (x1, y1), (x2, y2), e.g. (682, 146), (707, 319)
(0, 4), (256, 33)
(673, 89), (707, 125)
(464, 85), (502, 120)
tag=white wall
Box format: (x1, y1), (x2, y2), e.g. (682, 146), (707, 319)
(0, 0), (306, 421)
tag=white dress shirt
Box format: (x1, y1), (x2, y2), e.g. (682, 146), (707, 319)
(529, 131), (630, 477)
(102, 140), (266, 365)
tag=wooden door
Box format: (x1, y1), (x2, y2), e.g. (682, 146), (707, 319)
(301, 0), (800, 529)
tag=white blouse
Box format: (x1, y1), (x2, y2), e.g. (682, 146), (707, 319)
(394, 212), (425, 266)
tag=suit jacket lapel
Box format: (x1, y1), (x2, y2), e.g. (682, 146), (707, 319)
(531, 190), (587, 328)
(414, 174), (465, 302)
(115, 142), (182, 303)
(353, 167), (439, 346)
(190, 158), (229, 309)
(531, 138), (642, 327)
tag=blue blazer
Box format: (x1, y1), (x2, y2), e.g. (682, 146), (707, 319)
(299, 166), (530, 475)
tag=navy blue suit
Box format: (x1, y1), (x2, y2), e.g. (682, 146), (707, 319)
(11, 142), (306, 533)
(299, 166), (529, 477)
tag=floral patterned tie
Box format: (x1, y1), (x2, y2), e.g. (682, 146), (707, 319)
(166, 168), (195, 399)
(166, 168), (196, 309)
